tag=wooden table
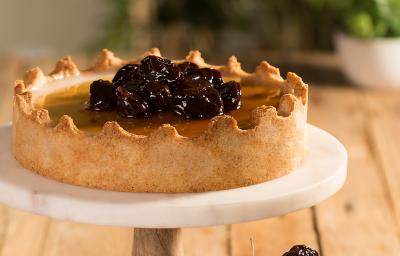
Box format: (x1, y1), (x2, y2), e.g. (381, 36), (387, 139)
(0, 55), (399, 255)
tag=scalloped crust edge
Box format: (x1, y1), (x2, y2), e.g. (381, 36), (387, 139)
(12, 48), (308, 192)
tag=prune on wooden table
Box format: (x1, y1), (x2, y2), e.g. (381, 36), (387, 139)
(282, 245), (319, 256)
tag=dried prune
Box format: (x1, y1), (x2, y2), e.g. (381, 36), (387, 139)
(112, 64), (140, 87)
(140, 55), (172, 73)
(177, 61), (199, 75)
(139, 81), (172, 112)
(122, 79), (146, 93)
(282, 245), (319, 256)
(140, 55), (181, 85)
(188, 68), (223, 87)
(88, 79), (116, 111)
(171, 86), (223, 119)
(119, 79), (171, 112)
(170, 74), (213, 93)
(116, 86), (151, 118)
(217, 81), (241, 111)
(89, 55), (243, 119)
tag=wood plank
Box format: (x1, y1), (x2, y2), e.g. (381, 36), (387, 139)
(40, 224), (228, 256)
(0, 205), (8, 253)
(41, 220), (132, 256)
(309, 87), (400, 255)
(0, 208), (49, 256)
(183, 227), (229, 256)
(231, 209), (318, 256)
(365, 90), (400, 222)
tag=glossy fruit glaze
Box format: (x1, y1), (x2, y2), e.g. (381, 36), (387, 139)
(35, 79), (280, 137)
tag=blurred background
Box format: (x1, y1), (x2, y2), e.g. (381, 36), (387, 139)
(2, 0), (400, 87)
(1, 1), (400, 255)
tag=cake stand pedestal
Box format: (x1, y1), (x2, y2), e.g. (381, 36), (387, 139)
(0, 124), (347, 256)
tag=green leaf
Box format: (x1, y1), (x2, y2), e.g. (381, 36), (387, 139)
(345, 12), (375, 38)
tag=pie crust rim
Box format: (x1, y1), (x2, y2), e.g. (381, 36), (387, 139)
(12, 48), (308, 192)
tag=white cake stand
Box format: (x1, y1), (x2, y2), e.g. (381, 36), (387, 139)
(0, 124), (347, 256)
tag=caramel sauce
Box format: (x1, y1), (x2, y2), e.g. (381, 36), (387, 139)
(34, 79), (280, 137)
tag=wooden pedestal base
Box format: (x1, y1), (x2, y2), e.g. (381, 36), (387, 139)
(133, 228), (184, 256)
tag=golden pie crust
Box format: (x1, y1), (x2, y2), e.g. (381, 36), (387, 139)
(12, 48), (308, 192)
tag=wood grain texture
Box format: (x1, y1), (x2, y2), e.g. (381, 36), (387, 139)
(231, 209), (318, 256)
(41, 220), (132, 256)
(133, 228), (183, 256)
(183, 227), (229, 256)
(0, 208), (49, 256)
(309, 87), (400, 256)
(0, 205), (9, 254)
(365, 90), (400, 223)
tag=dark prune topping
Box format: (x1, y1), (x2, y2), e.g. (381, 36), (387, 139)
(188, 68), (224, 87)
(217, 81), (242, 111)
(89, 55), (243, 120)
(177, 61), (199, 75)
(170, 74), (213, 93)
(119, 79), (171, 112)
(112, 64), (140, 87)
(140, 55), (172, 73)
(88, 79), (116, 111)
(122, 79), (146, 93)
(139, 81), (172, 112)
(116, 86), (151, 118)
(164, 65), (182, 84)
(171, 86), (223, 119)
(282, 245), (319, 256)
(140, 55), (182, 85)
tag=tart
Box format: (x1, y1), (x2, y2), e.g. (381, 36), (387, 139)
(12, 48), (308, 192)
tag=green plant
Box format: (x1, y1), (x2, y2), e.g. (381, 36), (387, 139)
(327, 0), (400, 38)
(89, 0), (400, 54)
(86, 0), (134, 53)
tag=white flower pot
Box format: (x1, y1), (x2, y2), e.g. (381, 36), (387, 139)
(334, 33), (400, 88)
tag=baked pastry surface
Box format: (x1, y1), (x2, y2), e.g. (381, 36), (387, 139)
(12, 49), (308, 192)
